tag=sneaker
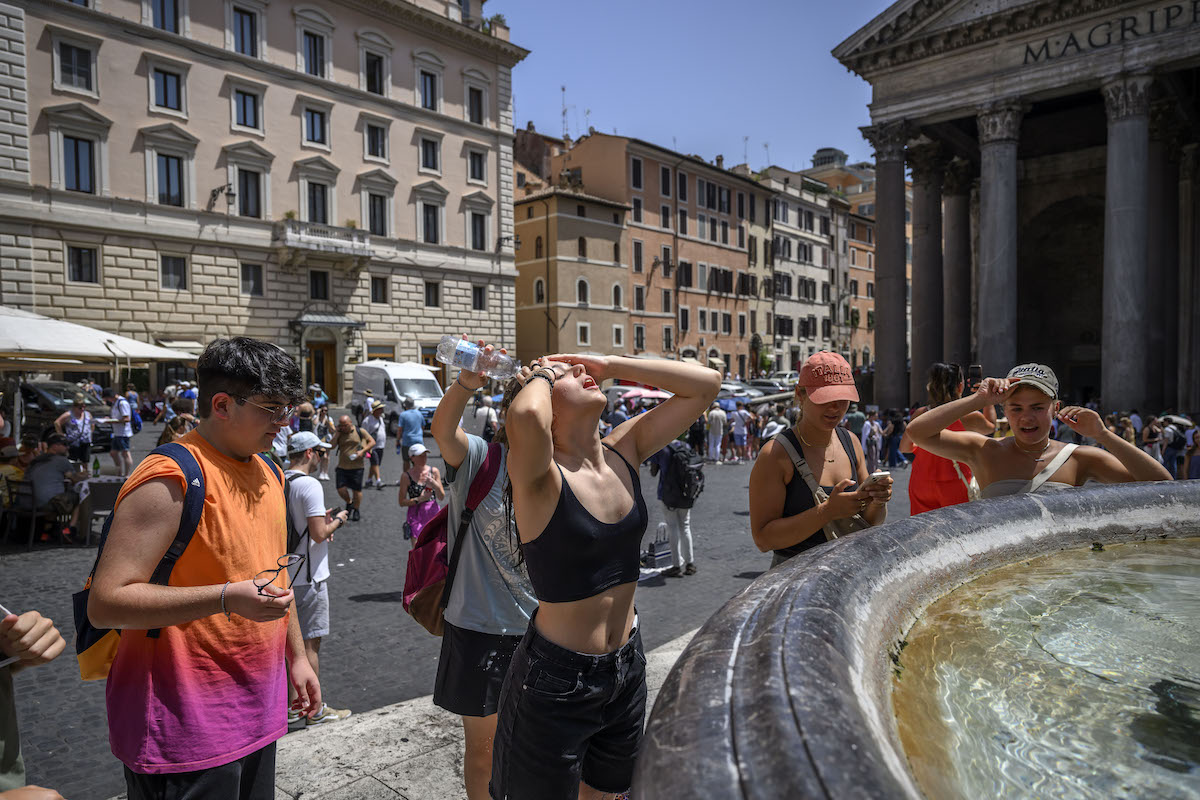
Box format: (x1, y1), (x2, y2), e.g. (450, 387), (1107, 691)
(662, 566), (682, 578)
(376, 481), (386, 491)
(307, 703), (352, 725)
(287, 708), (303, 726)
(351, 507), (361, 522)
(684, 563), (697, 576)
(318, 473), (329, 481)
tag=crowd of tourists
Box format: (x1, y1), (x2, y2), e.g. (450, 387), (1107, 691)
(0, 336), (1185, 800)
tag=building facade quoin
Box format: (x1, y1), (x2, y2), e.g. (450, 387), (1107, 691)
(1, 0), (528, 400)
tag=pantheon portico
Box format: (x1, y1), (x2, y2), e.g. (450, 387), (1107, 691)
(835, 0), (1200, 412)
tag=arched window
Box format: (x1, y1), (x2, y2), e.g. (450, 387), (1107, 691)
(612, 283), (622, 309)
(577, 236), (587, 259)
(534, 236), (543, 259)
(534, 277), (545, 304)
(862, 346), (871, 366)
(577, 278), (589, 305)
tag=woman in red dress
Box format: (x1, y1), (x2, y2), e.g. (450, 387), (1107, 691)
(902, 363), (996, 514)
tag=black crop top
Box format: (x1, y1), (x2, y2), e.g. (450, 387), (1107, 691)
(521, 444), (649, 603)
(773, 426), (859, 561)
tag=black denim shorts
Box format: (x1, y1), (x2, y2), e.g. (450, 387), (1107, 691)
(489, 613), (647, 799)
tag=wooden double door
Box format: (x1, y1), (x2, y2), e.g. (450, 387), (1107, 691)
(306, 342), (338, 401)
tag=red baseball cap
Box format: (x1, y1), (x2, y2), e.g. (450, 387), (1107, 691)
(799, 351), (859, 404)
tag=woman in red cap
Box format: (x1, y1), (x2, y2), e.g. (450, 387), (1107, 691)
(749, 351), (893, 566)
(901, 362), (995, 514)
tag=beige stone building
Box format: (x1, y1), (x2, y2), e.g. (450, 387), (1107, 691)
(0, 0), (527, 399)
(512, 162), (630, 365)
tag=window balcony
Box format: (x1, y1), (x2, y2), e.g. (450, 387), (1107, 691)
(273, 218), (373, 268)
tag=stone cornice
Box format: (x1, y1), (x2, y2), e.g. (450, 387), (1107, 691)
(835, 0), (1131, 80)
(345, 0), (530, 68)
(1102, 74), (1154, 122)
(977, 103), (1027, 145)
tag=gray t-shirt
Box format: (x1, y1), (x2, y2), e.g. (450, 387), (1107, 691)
(443, 435), (537, 635)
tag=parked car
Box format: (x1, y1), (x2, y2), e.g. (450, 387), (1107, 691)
(731, 382), (765, 398)
(351, 360), (444, 433)
(14, 380), (113, 451)
(748, 378), (787, 394)
(770, 370), (800, 386)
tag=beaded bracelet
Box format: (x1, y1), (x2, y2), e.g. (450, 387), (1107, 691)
(220, 580), (232, 620)
(526, 372), (555, 392)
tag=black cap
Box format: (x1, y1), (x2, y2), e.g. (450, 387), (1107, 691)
(45, 433), (67, 447)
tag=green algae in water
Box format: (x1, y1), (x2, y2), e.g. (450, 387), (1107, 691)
(892, 539), (1200, 800)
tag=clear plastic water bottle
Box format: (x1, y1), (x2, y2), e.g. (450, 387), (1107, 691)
(436, 335), (521, 380)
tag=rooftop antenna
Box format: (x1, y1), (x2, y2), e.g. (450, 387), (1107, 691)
(743, 136), (749, 165)
(561, 85), (568, 140)
(763, 141), (771, 166)
(672, 136), (677, 151)
(584, 108), (591, 132)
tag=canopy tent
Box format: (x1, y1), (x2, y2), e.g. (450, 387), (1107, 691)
(0, 306), (197, 364)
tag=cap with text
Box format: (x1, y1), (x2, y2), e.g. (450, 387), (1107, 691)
(1006, 363), (1059, 399)
(799, 351), (859, 405)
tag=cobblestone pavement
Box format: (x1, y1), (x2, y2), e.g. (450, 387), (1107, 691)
(2, 422), (913, 799)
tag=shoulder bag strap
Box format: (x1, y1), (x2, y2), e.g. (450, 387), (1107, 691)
(773, 432), (842, 540)
(1030, 444), (1077, 493)
(951, 460), (981, 501)
(440, 443), (502, 609)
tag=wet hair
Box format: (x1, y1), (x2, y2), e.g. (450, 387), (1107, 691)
(493, 376), (526, 564)
(926, 362), (963, 408)
(196, 337), (305, 418)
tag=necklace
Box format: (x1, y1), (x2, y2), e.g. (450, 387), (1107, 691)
(1012, 438), (1052, 462)
(797, 427), (836, 463)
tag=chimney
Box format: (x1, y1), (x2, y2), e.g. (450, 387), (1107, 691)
(715, 154), (724, 169)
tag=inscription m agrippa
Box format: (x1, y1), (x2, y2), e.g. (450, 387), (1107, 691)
(1022, 2), (1199, 65)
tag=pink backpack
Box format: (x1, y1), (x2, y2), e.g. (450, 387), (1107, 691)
(403, 443), (501, 636)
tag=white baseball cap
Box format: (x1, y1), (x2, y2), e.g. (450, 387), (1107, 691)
(408, 443), (429, 457)
(287, 431), (329, 455)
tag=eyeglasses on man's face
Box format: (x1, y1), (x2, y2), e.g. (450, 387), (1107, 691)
(253, 554), (306, 596)
(236, 396), (295, 423)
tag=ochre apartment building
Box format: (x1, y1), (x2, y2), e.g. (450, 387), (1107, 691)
(512, 162), (630, 365)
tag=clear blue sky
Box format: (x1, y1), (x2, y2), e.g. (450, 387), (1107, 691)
(498, 0), (894, 172)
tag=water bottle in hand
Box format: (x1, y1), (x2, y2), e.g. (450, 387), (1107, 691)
(436, 335), (520, 380)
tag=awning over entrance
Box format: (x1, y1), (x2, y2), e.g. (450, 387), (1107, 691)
(292, 311), (365, 329)
(155, 339), (204, 355)
(0, 305), (197, 363)
(707, 357), (725, 369)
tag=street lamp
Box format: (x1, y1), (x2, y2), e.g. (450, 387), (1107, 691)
(209, 183), (236, 210)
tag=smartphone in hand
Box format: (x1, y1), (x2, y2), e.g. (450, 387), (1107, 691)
(967, 364), (983, 390)
(860, 471), (891, 491)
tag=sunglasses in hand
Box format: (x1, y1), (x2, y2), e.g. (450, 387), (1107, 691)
(253, 554), (306, 596)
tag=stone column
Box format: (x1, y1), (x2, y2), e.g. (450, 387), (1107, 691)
(976, 102), (1025, 378)
(907, 142), (946, 402)
(1101, 74), (1153, 413)
(862, 121), (910, 410)
(1179, 144), (1199, 411)
(1148, 101), (1181, 410)
(943, 158), (973, 368)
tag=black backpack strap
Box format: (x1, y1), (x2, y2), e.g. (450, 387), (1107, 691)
(835, 427), (861, 484)
(145, 442), (206, 638)
(256, 453), (284, 486)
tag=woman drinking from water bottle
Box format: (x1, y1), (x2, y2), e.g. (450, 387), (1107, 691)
(491, 353), (719, 799)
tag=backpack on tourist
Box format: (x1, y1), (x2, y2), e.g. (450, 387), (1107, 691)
(72, 443), (284, 680)
(284, 474), (312, 583)
(662, 440), (705, 509)
(689, 416), (706, 440)
(402, 443), (501, 636)
(130, 406), (143, 435)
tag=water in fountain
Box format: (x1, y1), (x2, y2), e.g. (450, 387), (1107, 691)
(892, 539), (1200, 799)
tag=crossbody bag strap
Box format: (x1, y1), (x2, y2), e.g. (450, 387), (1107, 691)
(440, 443), (502, 610)
(774, 432), (844, 540)
(1030, 443), (1077, 493)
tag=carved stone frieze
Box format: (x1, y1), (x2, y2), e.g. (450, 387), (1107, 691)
(861, 121), (910, 163)
(977, 103), (1026, 145)
(1102, 74), (1153, 122)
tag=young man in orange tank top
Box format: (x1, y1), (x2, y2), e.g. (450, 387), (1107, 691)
(88, 337), (321, 800)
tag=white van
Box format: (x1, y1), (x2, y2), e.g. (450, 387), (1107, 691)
(351, 360), (444, 433)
